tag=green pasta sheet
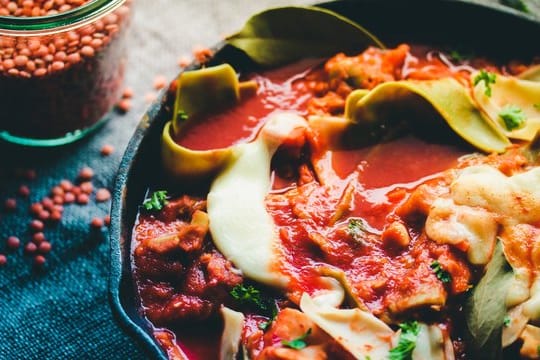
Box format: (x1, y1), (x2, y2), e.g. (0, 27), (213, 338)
(345, 78), (511, 153)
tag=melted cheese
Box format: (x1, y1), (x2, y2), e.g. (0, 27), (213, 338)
(207, 113), (307, 287)
(451, 165), (540, 225)
(220, 307), (245, 360)
(426, 197), (497, 265)
(427, 164), (540, 318)
(300, 293), (394, 359)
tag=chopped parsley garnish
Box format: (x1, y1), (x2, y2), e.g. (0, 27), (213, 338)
(501, 0), (530, 13)
(143, 190), (169, 211)
(281, 328), (312, 350)
(430, 261), (452, 284)
(534, 103), (540, 110)
(348, 218), (367, 241)
(537, 344), (540, 356)
(503, 315), (511, 327)
(499, 105), (526, 131)
(389, 321), (421, 360)
(473, 70), (497, 97)
(177, 110), (189, 122)
(258, 320), (271, 331)
(230, 284), (277, 316)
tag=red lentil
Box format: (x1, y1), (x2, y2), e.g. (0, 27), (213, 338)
(153, 75), (167, 90)
(60, 179), (73, 191)
(51, 186), (64, 196)
(18, 185), (30, 197)
(30, 202), (43, 215)
(53, 195), (64, 205)
(37, 210), (50, 221)
(90, 217), (104, 229)
(32, 232), (46, 244)
(178, 55), (190, 68)
(34, 255), (46, 267)
(41, 197), (54, 209)
(25, 242), (37, 254)
(100, 144), (114, 156)
(79, 181), (93, 194)
(78, 166), (94, 181)
(192, 45), (213, 63)
(64, 192), (75, 203)
(104, 215), (111, 226)
(121, 87), (133, 99)
(76, 193), (89, 205)
(49, 210), (62, 222)
(4, 198), (16, 211)
(116, 98), (131, 113)
(95, 188), (111, 202)
(38, 241), (52, 254)
(30, 219), (44, 232)
(0, 254), (6, 266)
(6, 236), (20, 250)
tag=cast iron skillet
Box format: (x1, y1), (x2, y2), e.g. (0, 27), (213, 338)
(109, 1), (539, 358)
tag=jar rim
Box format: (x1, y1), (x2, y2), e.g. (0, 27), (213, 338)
(0, 0), (125, 32)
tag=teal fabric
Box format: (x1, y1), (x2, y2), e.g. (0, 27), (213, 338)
(0, 129), (145, 359)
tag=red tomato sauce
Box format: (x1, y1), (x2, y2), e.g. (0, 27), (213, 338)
(133, 43), (528, 359)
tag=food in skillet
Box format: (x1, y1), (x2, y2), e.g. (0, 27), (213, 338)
(132, 6), (540, 360)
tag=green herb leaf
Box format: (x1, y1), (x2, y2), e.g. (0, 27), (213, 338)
(177, 110), (189, 122)
(430, 261), (452, 283)
(347, 218), (367, 241)
(499, 105), (526, 131)
(389, 321), (420, 360)
(465, 241), (513, 359)
(258, 320), (271, 331)
(449, 50), (464, 62)
(534, 103), (540, 110)
(503, 316), (511, 327)
(474, 70), (497, 97)
(230, 284), (277, 316)
(143, 190), (169, 211)
(500, 0), (530, 13)
(282, 328), (312, 350)
(226, 6), (384, 67)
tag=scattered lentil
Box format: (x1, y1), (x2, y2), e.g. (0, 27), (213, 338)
(121, 87), (133, 99)
(63, 192), (75, 204)
(38, 241), (52, 254)
(116, 98), (131, 113)
(104, 215), (111, 226)
(76, 193), (89, 205)
(178, 55), (190, 68)
(18, 185), (30, 197)
(100, 144), (114, 156)
(6, 236), (20, 250)
(0, 254), (6, 266)
(32, 232), (45, 244)
(34, 255), (46, 267)
(4, 198), (16, 211)
(78, 166), (94, 181)
(90, 217), (104, 229)
(25, 242), (37, 254)
(30, 219), (44, 232)
(95, 188), (111, 202)
(153, 75), (167, 90)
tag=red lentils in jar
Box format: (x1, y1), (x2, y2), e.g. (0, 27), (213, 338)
(0, 0), (133, 146)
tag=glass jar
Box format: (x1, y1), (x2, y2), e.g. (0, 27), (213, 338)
(0, 0), (132, 146)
